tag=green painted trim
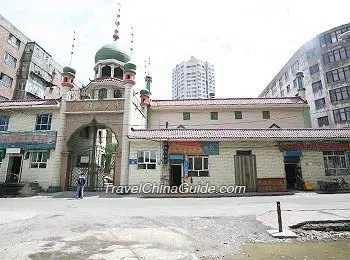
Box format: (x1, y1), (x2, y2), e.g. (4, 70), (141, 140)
(303, 107), (312, 128)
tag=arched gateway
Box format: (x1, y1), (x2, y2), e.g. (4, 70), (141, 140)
(58, 13), (147, 191)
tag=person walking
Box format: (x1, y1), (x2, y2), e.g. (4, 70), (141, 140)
(76, 172), (86, 199)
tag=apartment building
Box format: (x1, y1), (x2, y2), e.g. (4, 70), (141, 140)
(0, 14), (29, 100)
(172, 56), (215, 99)
(259, 23), (350, 129)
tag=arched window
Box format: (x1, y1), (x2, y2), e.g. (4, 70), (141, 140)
(101, 66), (111, 77)
(98, 88), (107, 100)
(114, 67), (123, 79)
(64, 77), (68, 82)
(126, 74), (131, 79)
(114, 89), (122, 98)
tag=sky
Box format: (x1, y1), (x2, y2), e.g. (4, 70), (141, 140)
(2, 0), (350, 99)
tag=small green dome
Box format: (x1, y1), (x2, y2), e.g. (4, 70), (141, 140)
(95, 42), (131, 63)
(124, 61), (136, 72)
(140, 88), (150, 96)
(63, 66), (76, 75)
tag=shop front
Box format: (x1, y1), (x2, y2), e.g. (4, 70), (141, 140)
(279, 141), (350, 190)
(0, 131), (57, 184)
(164, 141), (220, 187)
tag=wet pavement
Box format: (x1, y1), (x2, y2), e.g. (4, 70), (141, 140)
(0, 193), (350, 259)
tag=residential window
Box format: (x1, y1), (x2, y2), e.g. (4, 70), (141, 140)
(317, 116), (329, 127)
(0, 73), (13, 88)
(8, 33), (20, 49)
(188, 155), (209, 177)
(329, 86), (350, 102)
(280, 90), (285, 97)
(30, 151), (49, 168)
(323, 46), (350, 65)
(306, 48), (316, 59)
(309, 64), (320, 75)
(4, 53), (17, 68)
(333, 107), (350, 123)
(0, 115), (10, 131)
(286, 85), (290, 93)
(291, 60), (299, 74)
(323, 151), (349, 176)
(36, 114), (52, 130)
(262, 111), (270, 119)
(315, 98), (326, 110)
(278, 77), (283, 87)
(293, 79), (297, 88)
(284, 72), (289, 81)
(234, 111), (242, 119)
(271, 83), (277, 95)
(210, 112), (218, 120)
(137, 150), (156, 169)
(312, 81), (323, 95)
(183, 112), (190, 120)
(326, 66), (350, 83)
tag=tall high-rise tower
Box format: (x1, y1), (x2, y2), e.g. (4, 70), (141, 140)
(172, 56), (215, 99)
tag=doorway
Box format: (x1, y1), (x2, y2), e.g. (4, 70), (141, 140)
(285, 163), (303, 190)
(6, 155), (23, 183)
(170, 164), (182, 187)
(234, 154), (257, 192)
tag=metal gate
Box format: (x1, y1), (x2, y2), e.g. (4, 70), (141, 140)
(234, 155), (257, 192)
(68, 151), (115, 191)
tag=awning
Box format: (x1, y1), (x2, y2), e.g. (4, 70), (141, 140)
(283, 150), (302, 157)
(169, 154), (184, 164)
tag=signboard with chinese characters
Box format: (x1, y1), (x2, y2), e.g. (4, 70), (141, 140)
(66, 100), (124, 113)
(279, 142), (350, 151)
(169, 142), (219, 155)
(0, 131), (57, 149)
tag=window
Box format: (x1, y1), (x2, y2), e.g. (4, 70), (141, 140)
(210, 112), (218, 120)
(0, 116), (10, 131)
(291, 60), (299, 74)
(30, 151), (49, 168)
(8, 33), (20, 49)
(0, 96), (8, 101)
(98, 88), (107, 100)
(188, 156), (209, 177)
(262, 111), (270, 119)
(36, 114), (52, 130)
(293, 79), (297, 88)
(234, 111), (242, 119)
(0, 73), (13, 88)
(284, 72), (289, 81)
(329, 86), (350, 102)
(236, 150), (252, 156)
(280, 90), (284, 97)
(323, 151), (349, 176)
(278, 77), (283, 87)
(312, 81), (323, 95)
(286, 85), (290, 93)
(326, 66), (350, 83)
(114, 89), (122, 98)
(306, 48), (316, 60)
(333, 107), (350, 123)
(137, 150), (156, 169)
(317, 116), (329, 127)
(315, 98), (326, 110)
(4, 53), (17, 68)
(183, 112), (190, 120)
(323, 46), (350, 65)
(271, 83), (277, 95)
(309, 64), (320, 75)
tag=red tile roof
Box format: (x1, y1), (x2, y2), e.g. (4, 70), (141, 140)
(150, 97), (307, 107)
(128, 128), (350, 140)
(0, 99), (59, 108)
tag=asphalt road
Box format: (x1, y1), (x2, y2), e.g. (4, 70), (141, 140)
(0, 193), (350, 259)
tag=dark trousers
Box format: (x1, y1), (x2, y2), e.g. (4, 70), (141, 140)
(76, 185), (84, 198)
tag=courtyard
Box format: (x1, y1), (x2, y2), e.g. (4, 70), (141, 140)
(1, 193), (350, 259)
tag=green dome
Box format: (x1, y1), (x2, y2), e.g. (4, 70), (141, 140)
(124, 61), (136, 72)
(62, 66), (76, 75)
(95, 42), (131, 63)
(140, 88), (150, 96)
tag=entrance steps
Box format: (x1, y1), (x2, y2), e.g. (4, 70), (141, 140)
(0, 182), (44, 197)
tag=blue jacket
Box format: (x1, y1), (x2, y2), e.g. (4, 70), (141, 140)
(77, 175), (86, 186)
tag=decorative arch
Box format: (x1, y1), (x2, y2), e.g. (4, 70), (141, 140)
(114, 67), (123, 79)
(101, 66), (111, 77)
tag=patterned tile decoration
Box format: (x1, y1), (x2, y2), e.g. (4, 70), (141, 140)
(128, 128), (350, 140)
(0, 99), (59, 108)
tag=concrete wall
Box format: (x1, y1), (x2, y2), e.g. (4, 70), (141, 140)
(149, 107), (306, 129)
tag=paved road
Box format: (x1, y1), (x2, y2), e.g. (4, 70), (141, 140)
(0, 193), (350, 259)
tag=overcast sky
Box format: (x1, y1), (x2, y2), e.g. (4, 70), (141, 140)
(2, 0), (350, 99)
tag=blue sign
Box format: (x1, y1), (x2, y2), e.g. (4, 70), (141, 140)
(184, 160), (188, 174)
(0, 131), (57, 149)
(129, 159), (137, 165)
(201, 142), (219, 155)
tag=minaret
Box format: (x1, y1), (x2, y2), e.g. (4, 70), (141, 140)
(140, 57), (152, 106)
(124, 26), (136, 84)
